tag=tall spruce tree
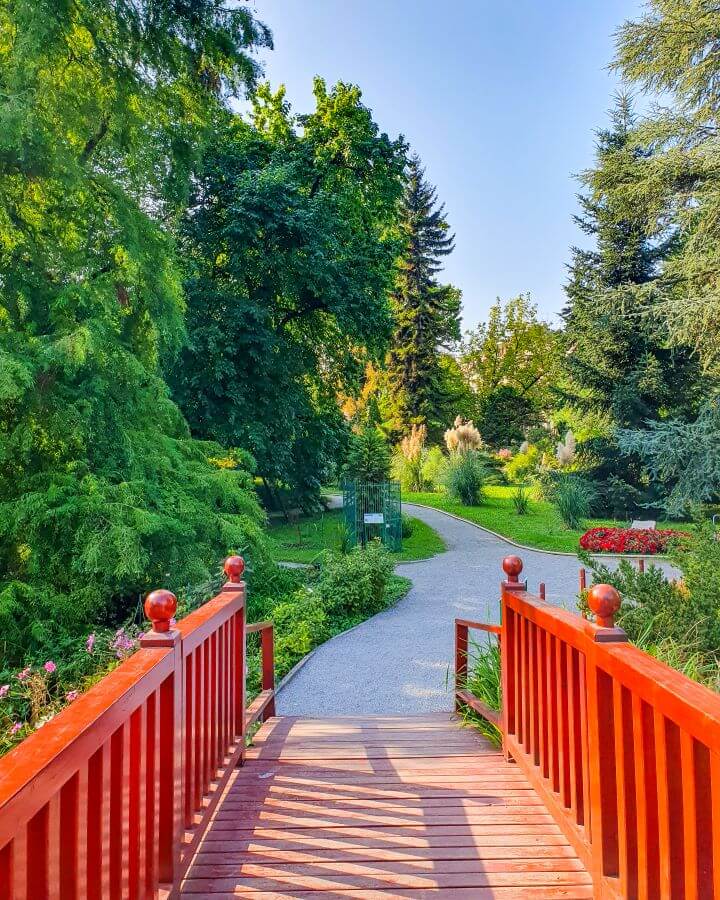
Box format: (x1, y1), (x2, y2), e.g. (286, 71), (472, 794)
(562, 95), (703, 503)
(386, 156), (461, 439)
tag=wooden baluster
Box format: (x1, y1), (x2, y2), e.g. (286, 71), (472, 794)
(455, 620), (469, 712)
(539, 582), (546, 600)
(586, 585), (624, 883)
(140, 587), (183, 886)
(223, 556), (246, 746)
(262, 625), (276, 720)
(579, 567), (587, 592)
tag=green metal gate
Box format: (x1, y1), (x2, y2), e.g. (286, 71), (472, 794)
(342, 481), (402, 552)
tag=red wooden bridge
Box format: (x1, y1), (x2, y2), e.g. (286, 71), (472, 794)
(1, 554), (719, 898)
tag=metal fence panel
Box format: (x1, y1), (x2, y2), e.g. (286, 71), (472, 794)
(342, 481), (402, 552)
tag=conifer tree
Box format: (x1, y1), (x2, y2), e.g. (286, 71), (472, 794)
(563, 94), (700, 431)
(386, 156), (461, 439)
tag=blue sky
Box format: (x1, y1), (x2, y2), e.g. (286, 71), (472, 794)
(250, 0), (643, 329)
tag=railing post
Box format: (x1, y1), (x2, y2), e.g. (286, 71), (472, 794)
(455, 620), (469, 712)
(500, 556), (525, 760)
(223, 556), (246, 754)
(585, 584), (626, 887)
(261, 625), (276, 719)
(140, 588), (183, 886)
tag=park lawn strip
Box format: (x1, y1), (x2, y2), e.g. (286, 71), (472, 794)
(268, 507), (446, 564)
(404, 485), (685, 554)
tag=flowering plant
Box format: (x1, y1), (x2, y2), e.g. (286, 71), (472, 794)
(0, 625), (141, 754)
(579, 527), (689, 554)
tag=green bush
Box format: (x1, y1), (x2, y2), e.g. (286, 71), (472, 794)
(580, 552), (719, 689)
(442, 452), (487, 505)
(504, 445), (539, 482)
(550, 474), (596, 529)
(401, 514), (414, 539)
(391, 450), (424, 492)
(512, 485), (529, 516)
(265, 588), (329, 680)
(421, 446), (446, 492)
(316, 542), (394, 619)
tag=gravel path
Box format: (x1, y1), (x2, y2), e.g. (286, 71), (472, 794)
(276, 503), (676, 716)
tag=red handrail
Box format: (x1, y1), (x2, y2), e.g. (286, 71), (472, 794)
(474, 554), (720, 899)
(0, 554), (275, 899)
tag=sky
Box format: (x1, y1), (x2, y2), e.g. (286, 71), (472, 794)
(249, 0), (644, 329)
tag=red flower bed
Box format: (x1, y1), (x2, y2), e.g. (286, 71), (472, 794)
(579, 526), (688, 554)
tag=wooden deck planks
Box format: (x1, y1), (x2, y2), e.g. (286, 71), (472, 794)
(180, 714), (591, 898)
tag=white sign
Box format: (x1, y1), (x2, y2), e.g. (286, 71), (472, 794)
(363, 513), (384, 525)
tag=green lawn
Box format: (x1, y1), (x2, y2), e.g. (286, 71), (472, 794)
(404, 485), (684, 554)
(268, 507), (446, 564)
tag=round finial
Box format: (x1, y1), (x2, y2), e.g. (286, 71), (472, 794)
(588, 584), (621, 628)
(224, 555), (245, 583)
(144, 589), (177, 633)
(502, 555), (523, 582)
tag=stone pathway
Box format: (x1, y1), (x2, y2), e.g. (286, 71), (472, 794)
(277, 502), (677, 716)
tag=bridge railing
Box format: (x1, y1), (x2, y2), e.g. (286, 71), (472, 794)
(457, 555), (720, 900)
(0, 554), (274, 899)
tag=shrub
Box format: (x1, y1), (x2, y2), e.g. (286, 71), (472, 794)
(579, 554), (719, 688)
(421, 446), (446, 492)
(512, 485), (529, 516)
(442, 452), (487, 505)
(316, 543), (394, 619)
(342, 428), (390, 483)
(504, 444), (539, 482)
(266, 588), (329, 679)
(669, 518), (720, 654)
(444, 417), (483, 454)
(391, 425), (426, 492)
(556, 430), (577, 466)
(551, 475), (596, 529)
(580, 527), (688, 554)
(401, 514), (414, 539)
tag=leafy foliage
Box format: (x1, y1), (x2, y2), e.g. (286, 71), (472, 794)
(171, 82), (407, 509)
(0, 0), (273, 665)
(461, 295), (559, 428)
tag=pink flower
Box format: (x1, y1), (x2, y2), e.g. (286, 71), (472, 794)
(65, 690), (79, 702)
(17, 667), (30, 682)
(43, 661), (57, 674)
(86, 633), (95, 653)
(9, 722), (22, 735)
(498, 448), (512, 460)
(0, 685), (8, 699)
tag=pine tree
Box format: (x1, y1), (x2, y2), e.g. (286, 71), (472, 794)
(563, 95), (703, 426)
(386, 156), (461, 439)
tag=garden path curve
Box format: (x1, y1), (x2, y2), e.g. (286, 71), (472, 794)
(277, 502), (677, 716)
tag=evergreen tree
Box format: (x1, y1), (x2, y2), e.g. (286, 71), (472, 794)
(562, 95), (704, 501)
(563, 95), (699, 427)
(386, 156), (461, 439)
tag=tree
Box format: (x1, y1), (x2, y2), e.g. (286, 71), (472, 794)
(596, 5), (720, 509)
(343, 429), (391, 484)
(562, 95), (700, 431)
(460, 294), (559, 441)
(170, 82), (407, 510)
(611, 0), (720, 370)
(386, 155), (462, 439)
(0, 1), (272, 661)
